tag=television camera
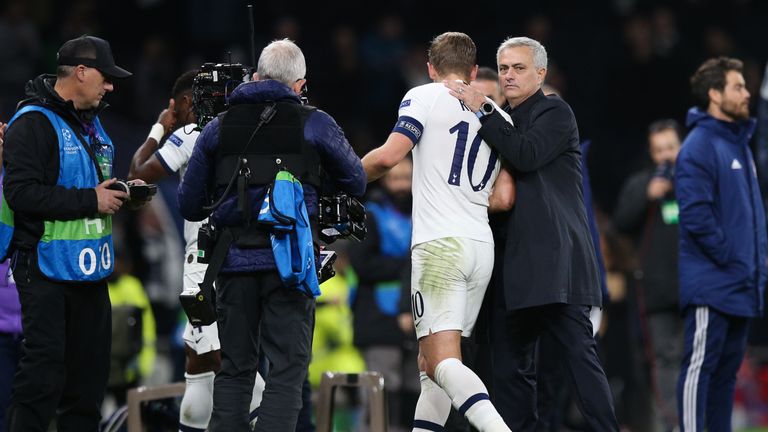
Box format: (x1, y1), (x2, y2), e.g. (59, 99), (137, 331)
(191, 62), (251, 129)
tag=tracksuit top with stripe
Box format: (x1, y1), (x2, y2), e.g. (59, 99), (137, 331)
(0, 105), (114, 282)
(675, 107), (766, 317)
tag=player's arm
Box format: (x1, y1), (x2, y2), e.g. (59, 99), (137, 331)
(128, 99), (177, 183)
(361, 132), (413, 182)
(489, 166), (515, 213)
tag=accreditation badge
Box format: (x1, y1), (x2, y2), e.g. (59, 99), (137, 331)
(661, 200), (679, 225)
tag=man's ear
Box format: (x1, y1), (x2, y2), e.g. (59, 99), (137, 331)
(181, 94), (193, 113)
(537, 67), (548, 86)
(292, 78), (306, 96)
(469, 65), (479, 82)
(427, 62), (438, 81)
(708, 87), (722, 106)
(252, 72), (259, 81)
(77, 65), (88, 82)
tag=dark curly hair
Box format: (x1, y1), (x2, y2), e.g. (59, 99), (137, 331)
(690, 57), (743, 110)
(171, 69), (199, 99)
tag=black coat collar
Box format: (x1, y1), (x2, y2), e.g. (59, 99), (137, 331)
(506, 89), (546, 123)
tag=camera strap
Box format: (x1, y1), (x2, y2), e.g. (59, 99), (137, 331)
(198, 228), (235, 307)
(70, 123), (106, 184)
(203, 103), (277, 213)
(237, 164), (251, 224)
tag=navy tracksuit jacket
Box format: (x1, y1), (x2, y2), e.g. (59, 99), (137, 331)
(675, 107), (767, 431)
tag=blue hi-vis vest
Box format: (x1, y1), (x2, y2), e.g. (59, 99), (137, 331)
(258, 171), (320, 297)
(367, 201), (411, 316)
(0, 105), (114, 282)
(0, 174), (12, 261)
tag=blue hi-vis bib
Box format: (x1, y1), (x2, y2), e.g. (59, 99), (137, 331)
(367, 201), (412, 316)
(0, 174), (14, 262)
(258, 171), (320, 297)
(0, 105), (115, 282)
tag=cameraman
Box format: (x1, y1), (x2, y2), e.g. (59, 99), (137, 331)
(178, 39), (365, 432)
(613, 119), (683, 432)
(128, 70), (268, 431)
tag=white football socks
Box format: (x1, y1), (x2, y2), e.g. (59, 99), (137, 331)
(179, 371), (215, 432)
(413, 371), (452, 431)
(249, 372), (266, 425)
(179, 371), (266, 431)
(434, 358), (510, 432)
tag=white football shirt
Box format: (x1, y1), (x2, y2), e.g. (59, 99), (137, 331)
(156, 123), (205, 253)
(393, 83), (510, 247)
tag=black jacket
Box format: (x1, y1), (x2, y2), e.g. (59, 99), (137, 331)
(3, 75), (101, 250)
(613, 169), (680, 313)
(479, 89), (601, 310)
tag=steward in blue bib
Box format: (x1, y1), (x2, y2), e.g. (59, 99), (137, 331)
(0, 79), (115, 282)
(3, 35), (135, 432)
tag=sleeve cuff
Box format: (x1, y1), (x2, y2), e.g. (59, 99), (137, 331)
(155, 152), (176, 175)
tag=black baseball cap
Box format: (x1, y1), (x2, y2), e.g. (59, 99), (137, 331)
(57, 35), (132, 79)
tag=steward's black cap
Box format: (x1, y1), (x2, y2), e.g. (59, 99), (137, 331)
(57, 35), (132, 79)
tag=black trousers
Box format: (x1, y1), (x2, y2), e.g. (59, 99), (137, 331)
(210, 270), (314, 432)
(6, 250), (111, 432)
(490, 293), (618, 432)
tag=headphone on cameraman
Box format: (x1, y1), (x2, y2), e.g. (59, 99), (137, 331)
(299, 81), (308, 104)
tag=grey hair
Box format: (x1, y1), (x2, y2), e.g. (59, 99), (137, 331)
(497, 36), (548, 70)
(257, 38), (306, 86)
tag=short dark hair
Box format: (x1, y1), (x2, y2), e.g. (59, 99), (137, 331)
(475, 66), (498, 82)
(428, 32), (476, 80)
(171, 69), (199, 99)
(690, 56), (743, 110)
(648, 119), (682, 140)
(56, 65), (76, 79)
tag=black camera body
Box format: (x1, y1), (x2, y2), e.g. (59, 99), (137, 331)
(192, 63), (251, 129)
(653, 161), (675, 181)
(318, 193), (367, 243)
(318, 249), (337, 284)
(179, 221), (218, 326)
(107, 180), (157, 203)
(179, 287), (217, 327)
(196, 222), (217, 264)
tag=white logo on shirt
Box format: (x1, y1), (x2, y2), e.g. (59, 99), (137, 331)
(731, 159), (743, 170)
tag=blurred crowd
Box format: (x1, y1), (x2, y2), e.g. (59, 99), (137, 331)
(1, 0), (768, 430)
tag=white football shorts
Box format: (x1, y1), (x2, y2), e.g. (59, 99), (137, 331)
(410, 237), (494, 339)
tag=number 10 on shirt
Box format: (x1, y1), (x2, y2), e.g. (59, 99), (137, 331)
(447, 121), (497, 191)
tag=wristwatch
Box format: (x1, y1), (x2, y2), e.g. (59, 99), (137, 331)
(475, 101), (495, 119)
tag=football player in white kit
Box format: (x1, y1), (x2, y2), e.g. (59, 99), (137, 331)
(128, 70), (264, 432)
(362, 32), (513, 432)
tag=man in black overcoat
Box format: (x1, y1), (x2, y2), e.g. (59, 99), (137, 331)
(445, 36), (618, 432)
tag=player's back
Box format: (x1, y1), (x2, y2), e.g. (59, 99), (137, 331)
(396, 82), (508, 247)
